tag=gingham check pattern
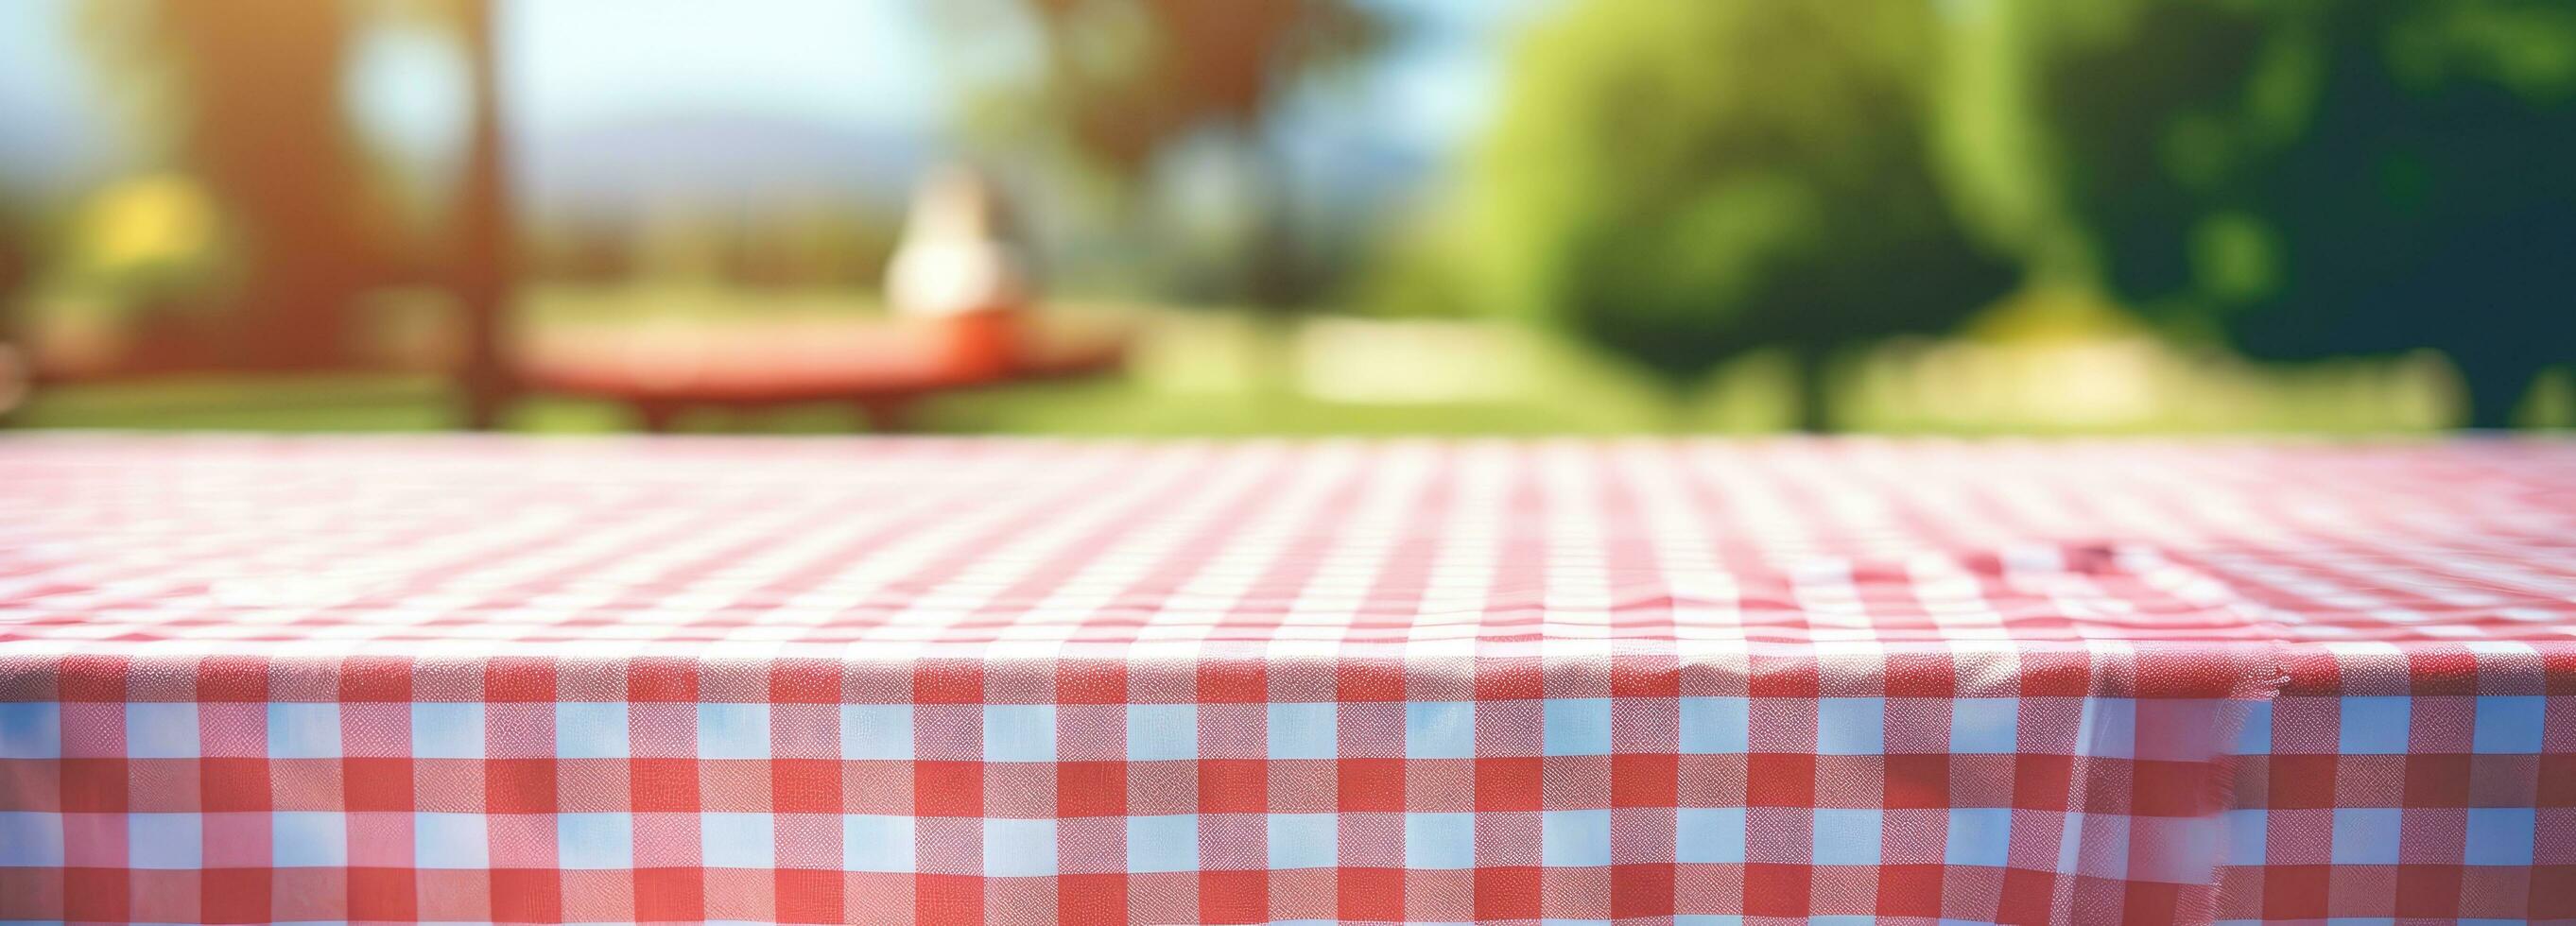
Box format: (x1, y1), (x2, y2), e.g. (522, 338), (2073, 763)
(0, 436), (2569, 925)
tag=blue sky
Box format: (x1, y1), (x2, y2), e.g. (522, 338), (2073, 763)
(0, 0), (117, 192)
(502, 0), (949, 140)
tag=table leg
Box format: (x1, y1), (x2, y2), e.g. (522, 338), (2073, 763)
(633, 399), (683, 433)
(856, 396), (916, 433)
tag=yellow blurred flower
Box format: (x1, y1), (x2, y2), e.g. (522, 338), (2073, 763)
(77, 173), (218, 274)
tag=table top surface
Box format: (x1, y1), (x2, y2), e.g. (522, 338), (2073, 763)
(4, 434), (2570, 662)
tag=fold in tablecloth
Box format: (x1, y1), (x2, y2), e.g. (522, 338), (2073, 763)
(1, 437), (2568, 925)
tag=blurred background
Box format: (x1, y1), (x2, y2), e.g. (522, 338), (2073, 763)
(0, 0), (2569, 436)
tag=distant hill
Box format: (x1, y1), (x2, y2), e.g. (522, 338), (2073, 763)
(516, 113), (935, 221)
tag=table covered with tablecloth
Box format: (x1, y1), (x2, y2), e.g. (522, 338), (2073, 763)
(0, 435), (2568, 925)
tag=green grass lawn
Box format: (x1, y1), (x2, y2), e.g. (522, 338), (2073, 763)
(7, 355), (2515, 437)
(9, 300), (2559, 435)
(3, 373), (1692, 436)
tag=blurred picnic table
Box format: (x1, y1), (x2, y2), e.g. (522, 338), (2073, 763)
(512, 310), (1130, 431)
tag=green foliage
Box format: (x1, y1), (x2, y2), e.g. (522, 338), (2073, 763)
(1978, 0), (2576, 425)
(1465, 0), (2016, 401)
(947, 0), (1386, 309)
(1014, 0), (1382, 179)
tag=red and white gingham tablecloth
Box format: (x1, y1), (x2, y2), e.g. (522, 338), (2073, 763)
(0, 436), (2570, 925)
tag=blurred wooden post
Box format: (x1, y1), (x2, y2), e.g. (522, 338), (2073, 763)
(455, 0), (515, 430)
(0, 214), (26, 425)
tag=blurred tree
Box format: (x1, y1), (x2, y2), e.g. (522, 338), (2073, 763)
(1467, 0), (2016, 430)
(86, 0), (518, 416)
(1977, 0), (2576, 427)
(142, 0), (397, 370)
(987, 0), (1384, 312)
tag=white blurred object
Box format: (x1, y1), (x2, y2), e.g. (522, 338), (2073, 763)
(886, 165), (1029, 318)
